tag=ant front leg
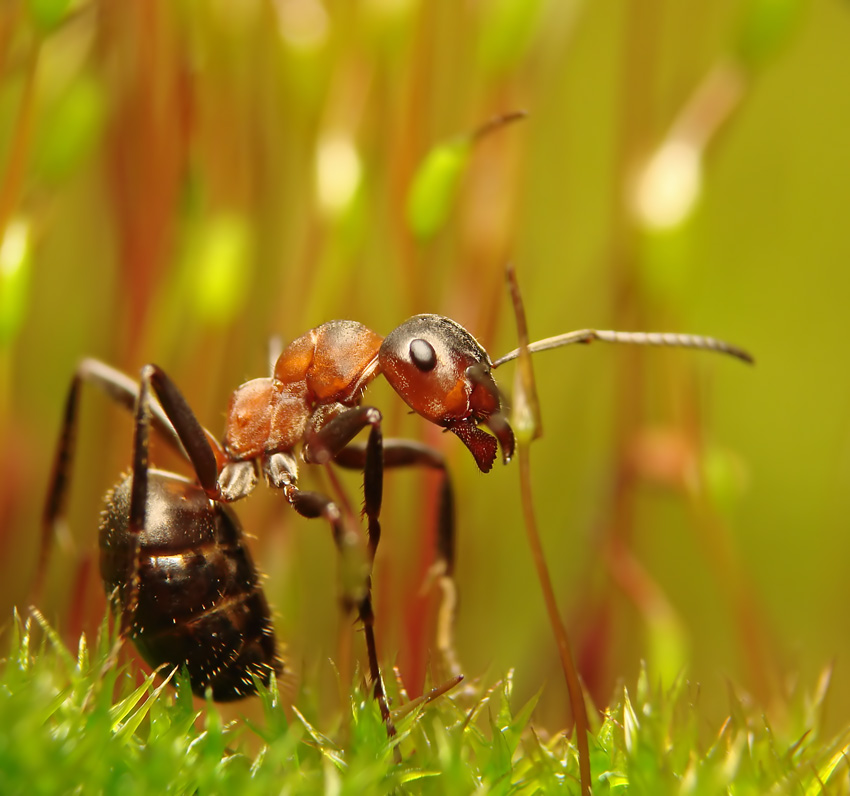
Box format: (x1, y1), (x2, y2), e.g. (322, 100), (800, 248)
(334, 438), (461, 679)
(265, 410), (399, 749)
(301, 405), (385, 558)
(297, 406), (400, 741)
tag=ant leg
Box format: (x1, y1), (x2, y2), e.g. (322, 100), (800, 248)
(334, 438), (454, 572)
(120, 364), (259, 636)
(36, 371), (83, 604)
(301, 406), (384, 552)
(107, 364), (258, 687)
(276, 407), (398, 744)
(81, 365), (158, 667)
(334, 439), (460, 678)
(131, 364), (259, 504)
(265, 450), (398, 749)
(39, 360), (229, 629)
(36, 359), (185, 605)
(301, 408), (390, 680)
(139, 365), (222, 497)
(117, 367), (155, 640)
(114, 365), (224, 642)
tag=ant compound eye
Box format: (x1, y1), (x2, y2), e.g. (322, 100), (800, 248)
(409, 338), (437, 371)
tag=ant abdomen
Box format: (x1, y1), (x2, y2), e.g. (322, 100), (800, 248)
(99, 470), (281, 701)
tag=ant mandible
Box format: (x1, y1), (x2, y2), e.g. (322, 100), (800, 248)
(37, 312), (752, 738)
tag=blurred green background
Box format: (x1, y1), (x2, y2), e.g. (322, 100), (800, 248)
(1, 0), (848, 736)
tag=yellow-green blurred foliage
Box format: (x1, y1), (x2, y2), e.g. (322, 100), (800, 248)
(1, 0), (848, 734)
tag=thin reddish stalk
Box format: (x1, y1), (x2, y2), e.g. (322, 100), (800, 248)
(517, 447), (592, 795)
(506, 265), (592, 794)
(0, 43), (38, 239)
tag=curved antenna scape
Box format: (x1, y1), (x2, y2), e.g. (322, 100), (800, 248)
(492, 328), (754, 369)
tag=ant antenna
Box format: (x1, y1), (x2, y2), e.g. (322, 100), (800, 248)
(492, 328), (754, 369)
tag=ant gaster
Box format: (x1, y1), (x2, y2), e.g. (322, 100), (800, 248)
(38, 313), (752, 734)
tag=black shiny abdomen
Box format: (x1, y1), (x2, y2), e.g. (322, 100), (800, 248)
(99, 470), (280, 701)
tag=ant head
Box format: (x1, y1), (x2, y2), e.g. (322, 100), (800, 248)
(379, 314), (515, 472)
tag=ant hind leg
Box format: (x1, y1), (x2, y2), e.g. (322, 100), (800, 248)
(266, 447), (399, 752)
(35, 359), (181, 608)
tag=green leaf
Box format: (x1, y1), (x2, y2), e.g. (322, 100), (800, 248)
(736, 0), (803, 67)
(109, 672), (159, 731)
(701, 444), (748, 516)
(27, 0), (73, 33)
(406, 140), (470, 241)
(0, 218), (32, 346)
(113, 672), (174, 744)
(477, 0), (545, 74)
(33, 74), (105, 182)
(182, 213), (254, 326)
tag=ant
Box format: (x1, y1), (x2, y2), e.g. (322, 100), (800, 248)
(36, 312), (752, 739)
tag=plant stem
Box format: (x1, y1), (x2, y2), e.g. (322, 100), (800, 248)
(0, 42), (39, 239)
(517, 446), (592, 795)
(506, 264), (592, 794)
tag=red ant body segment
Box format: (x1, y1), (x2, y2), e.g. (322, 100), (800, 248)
(224, 321), (383, 471)
(38, 312), (751, 736)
